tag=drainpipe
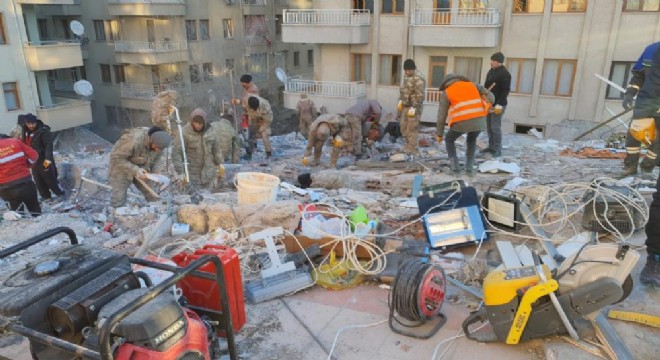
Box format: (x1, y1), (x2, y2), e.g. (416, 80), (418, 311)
(10, 0), (38, 112)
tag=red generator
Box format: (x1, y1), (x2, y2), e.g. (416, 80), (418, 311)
(172, 245), (246, 334)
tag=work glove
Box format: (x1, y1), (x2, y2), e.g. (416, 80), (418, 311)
(232, 98), (241, 105)
(397, 100), (404, 112)
(407, 107), (416, 118)
(302, 157), (310, 166)
(435, 135), (443, 144)
(217, 165), (225, 178)
(136, 168), (148, 180)
(332, 136), (344, 148)
(623, 86), (639, 110)
(43, 159), (51, 168)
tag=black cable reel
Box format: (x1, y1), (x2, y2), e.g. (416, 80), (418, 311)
(388, 259), (447, 339)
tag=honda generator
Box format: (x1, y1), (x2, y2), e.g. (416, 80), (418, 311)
(0, 227), (238, 360)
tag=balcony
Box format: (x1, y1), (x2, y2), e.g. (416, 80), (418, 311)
(422, 88), (442, 124)
(282, 9), (371, 44)
(16, 0), (75, 4)
(283, 78), (366, 114)
(120, 82), (192, 110)
(37, 98), (92, 132)
(114, 41), (189, 65)
(107, 0), (186, 17)
(410, 8), (500, 48)
(24, 41), (83, 71)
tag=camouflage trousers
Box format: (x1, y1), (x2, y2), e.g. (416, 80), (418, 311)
(110, 173), (159, 207)
(304, 123), (340, 167)
(299, 116), (314, 139)
(345, 114), (363, 155)
(248, 120), (272, 153)
(399, 110), (420, 155)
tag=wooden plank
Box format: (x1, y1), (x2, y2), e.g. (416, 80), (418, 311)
(496, 241), (522, 269)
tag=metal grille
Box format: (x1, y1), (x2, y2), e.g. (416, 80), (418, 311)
(177, 351), (205, 360)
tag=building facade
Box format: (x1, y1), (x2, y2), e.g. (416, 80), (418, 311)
(281, 0), (660, 138)
(1, 0), (314, 140)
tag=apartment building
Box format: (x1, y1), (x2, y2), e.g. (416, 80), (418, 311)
(1, 0), (314, 140)
(281, 0), (660, 138)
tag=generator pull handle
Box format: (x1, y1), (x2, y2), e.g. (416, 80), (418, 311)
(0, 227), (78, 259)
(462, 308), (498, 343)
(533, 251), (580, 341)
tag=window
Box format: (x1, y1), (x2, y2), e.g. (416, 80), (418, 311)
(94, 20), (106, 41)
(106, 106), (117, 126)
(37, 19), (48, 40)
(382, 0), (405, 14)
(551, 0), (587, 13)
(108, 20), (119, 41)
(293, 51), (300, 68)
(353, 0), (375, 12)
(199, 20), (210, 40)
(379, 55), (401, 85)
(307, 49), (314, 66)
(514, 0), (545, 13)
(623, 0), (660, 11)
(509, 58), (536, 94)
(275, 15), (283, 36)
(113, 65), (125, 84)
(100, 64), (112, 84)
(189, 64), (200, 83)
(607, 62), (635, 99)
(352, 54), (372, 84)
(186, 20), (197, 41)
(223, 19), (234, 39)
(203, 62), (214, 81)
(429, 56), (447, 88)
(454, 57), (482, 83)
(225, 58), (235, 70)
(0, 13), (7, 44)
(3, 82), (20, 111)
(247, 53), (268, 81)
(541, 59), (576, 96)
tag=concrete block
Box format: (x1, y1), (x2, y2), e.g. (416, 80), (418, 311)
(206, 203), (238, 231)
(234, 200), (301, 236)
(177, 204), (207, 233)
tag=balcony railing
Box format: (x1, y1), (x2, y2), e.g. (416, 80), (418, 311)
(425, 88), (442, 103)
(114, 40), (188, 53)
(121, 82), (191, 100)
(283, 9), (371, 25)
(244, 35), (269, 46)
(38, 98), (87, 110)
(107, 0), (184, 4)
(412, 8), (500, 26)
(285, 79), (366, 98)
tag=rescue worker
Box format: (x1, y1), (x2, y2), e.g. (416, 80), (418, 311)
(22, 113), (65, 200)
(345, 99), (382, 158)
(436, 74), (494, 175)
(10, 114), (25, 139)
(108, 126), (172, 208)
(172, 108), (225, 188)
(638, 45), (660, 286)
(622, 41), (660, 176)
(296, 93), (317, 139)
(215, 116), (241, 164)
(302, 114), (351, 168)
(397, 59), (426, 160)
(482, 52), (511, 158)
(246, 95), (273, 159)
(0, 133), (41, 216)
(233, 74), (260, 160)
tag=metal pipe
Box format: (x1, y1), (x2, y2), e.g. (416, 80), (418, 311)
(0, 227), (78, 259)
(99, 255), (237, 360)
(172, 106), (190, 183)
(129, 257), (215, 281)
(8, 323), (101, 360)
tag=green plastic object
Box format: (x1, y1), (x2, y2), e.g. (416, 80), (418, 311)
(349, 206), (369, 230)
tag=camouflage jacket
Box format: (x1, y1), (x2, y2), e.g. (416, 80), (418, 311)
(296, 99), (317, 120)
(309, 114), (348, 138)
(172, 108), (223, 185)
(245, 95), (273, 126)
(399, 72), (426, 114)
(109, 127), (165, 178)
(215, 118), (240, 164)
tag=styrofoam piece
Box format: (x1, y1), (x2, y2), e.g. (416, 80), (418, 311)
(478, 160), (521, 174)
(245, 270), (314, 304)
(496, 241), (522, 269)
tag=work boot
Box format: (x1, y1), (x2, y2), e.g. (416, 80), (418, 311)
(640, 254), (660, 287)
(466, 138), (477, 176)
(640, 161), (654, 174)
(621, 164), (638, 177)
(243, 151), (253, 161)
(266, 151), (272, 159)
(479, 148), (494, 156)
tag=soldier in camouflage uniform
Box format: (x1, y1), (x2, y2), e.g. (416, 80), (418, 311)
(345, 99), (382, 158)
(214, 117), (241, 164)
(246, 96), (273, 158)
(172, 108), (225, 188)
(398, 59), (426, 158)
(303, 114), (351, 167)
(296, 93), (317, 139)
(108, 127), (172, 207)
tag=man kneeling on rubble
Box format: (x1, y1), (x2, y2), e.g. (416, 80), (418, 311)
(108, 126), (172, 208)
(173, 108), (226, 189)
(302, 114), (352, 168)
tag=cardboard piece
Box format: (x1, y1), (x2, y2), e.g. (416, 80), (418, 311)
(281, 234), (375, 259)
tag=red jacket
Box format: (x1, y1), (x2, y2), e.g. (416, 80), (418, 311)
(0, 137), (38, 186)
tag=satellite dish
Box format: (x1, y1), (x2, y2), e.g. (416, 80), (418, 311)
(70, 20), (85, 36)
(275, 67), (288, 83)
(74, 80), (93, 97)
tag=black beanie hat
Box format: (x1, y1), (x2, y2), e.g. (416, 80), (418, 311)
(403, 59), (416, 70)
(240, 74), (252, 83)
(24, 113), (38, 124)
(491, 52), (505, 63)
(248, 96), (259, 110)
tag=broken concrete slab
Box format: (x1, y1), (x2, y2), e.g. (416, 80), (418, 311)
(206, 203), (239, 231)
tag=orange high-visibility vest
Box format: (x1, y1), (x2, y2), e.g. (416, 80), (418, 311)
(445, 81), (489, 126)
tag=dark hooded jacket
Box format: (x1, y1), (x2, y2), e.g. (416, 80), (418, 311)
(22, 119), (55, 163)
(634, 45), (660, 119)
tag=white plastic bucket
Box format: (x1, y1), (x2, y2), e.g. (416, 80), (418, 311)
(235, 172), (280, 205)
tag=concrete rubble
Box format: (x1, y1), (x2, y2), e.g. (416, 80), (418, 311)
(1, 125), (658, 360)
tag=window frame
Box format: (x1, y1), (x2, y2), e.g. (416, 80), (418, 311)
(293, 51), (300, 68)
(203, 62), (214, 81)
(113, 65), (125, 84)
(186, 20), (198, 41)
(223, 19), (234, 39)
(199, 19), (210, 40)
(513, 0), (546, 13)
(382, 0), (405, 15)
(352, 0), (375, 12)
(508, 58), (536, 94)
(551, 0), (588, 13)
(606, 61), (635, 99)
(379, 54), (402, 86)
(189, 64), (200, 84)
(94, 20), (106, 41)
(100, 64), (112, 84)
(351, 53), (372, 84)
(307, 49), (314, 67)
(622, 0), (660, 11)
(3, 82), (21, 111)
(454, 56), (482, 84)
(540, 59), (577, 96)
(0, 12), (7, 45)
